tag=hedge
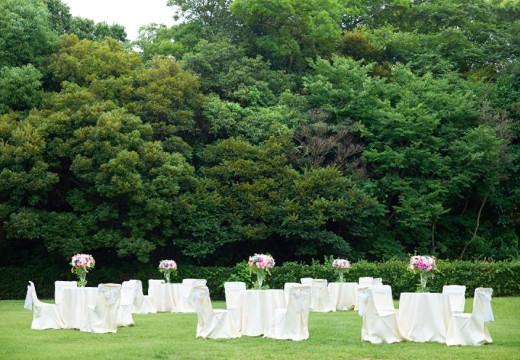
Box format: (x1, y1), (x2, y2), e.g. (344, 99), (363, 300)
(2, 259), (519, 300)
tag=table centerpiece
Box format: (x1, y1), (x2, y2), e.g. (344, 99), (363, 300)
(332, 258), (351, 282)
(159, 259), (177, 283)
(70, 253), (95, 287)
(248, 253), (275, 289)
(409, 255), (436, 292)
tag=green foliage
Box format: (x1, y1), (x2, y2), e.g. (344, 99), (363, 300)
(0, 65), (43, 114)
(0, 0), (57, 68)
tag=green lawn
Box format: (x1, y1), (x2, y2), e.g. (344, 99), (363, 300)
(1, 298), (519, 360)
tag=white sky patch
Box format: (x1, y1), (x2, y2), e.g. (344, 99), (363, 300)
(61, 0), (176, 41)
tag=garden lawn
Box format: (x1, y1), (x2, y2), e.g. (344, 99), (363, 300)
(0, 297), (519, 360)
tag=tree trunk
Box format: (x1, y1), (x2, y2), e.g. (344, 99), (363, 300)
(459, 192), (488, 260)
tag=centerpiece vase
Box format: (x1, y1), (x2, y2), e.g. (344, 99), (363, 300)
(164, 271), (171, 284)
(256, 271), (265, 289)
(78, 270), (87, 287)
(337, 271), (345, 283)
(418, 271), (428, 292)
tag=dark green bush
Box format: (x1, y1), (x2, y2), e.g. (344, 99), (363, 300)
(2, 259), (519, 300)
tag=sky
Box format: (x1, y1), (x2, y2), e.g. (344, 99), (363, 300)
(61, 0), (176, 41)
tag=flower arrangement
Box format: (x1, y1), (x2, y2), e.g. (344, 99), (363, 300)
(71, 254), (95, 287)
(409, 255), (436, 292)
(332, 258), (351, 282)
(158, 259), (177, 283)
(247, 254), (275, 289)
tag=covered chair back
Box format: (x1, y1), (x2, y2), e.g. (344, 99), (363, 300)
(446, 287), (494, 346)
(54, 281), (77, 305)
(81, 283), (121, 333)
(224, 282), (246, 310)
(265, 284), (312, 341)
(26, 281), (67, 330)
(359, 277), (373, 288)
(117, 281), (136, 326)
(360, 285), (402, 344)
(442, 285), (466, 313)
(310, 279), (335, 312)
(191, 285), (240, 339)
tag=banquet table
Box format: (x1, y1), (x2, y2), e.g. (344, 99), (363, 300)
(57, 287), (98, 329)
(328, 282), (358, 310)
(150, 283), (185, 312)
(398, 292), (453, 343)
(237, 289), (285, 336)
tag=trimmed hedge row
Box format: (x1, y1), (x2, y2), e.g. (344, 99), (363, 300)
(2, 259), (519, 300)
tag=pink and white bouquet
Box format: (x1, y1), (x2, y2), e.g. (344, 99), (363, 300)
(409, 255), (436, 271)
(248, 254), (275, 289)
(332, 258), (351, 282)
(409, 255), (436, 292)
(159, 259), (177, 283)
(70, 253), (95, 287)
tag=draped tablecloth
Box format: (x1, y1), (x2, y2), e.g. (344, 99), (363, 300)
(328, 282), (358, 310)
(237, 289), (285, 336)
(57, 287), (98, 329)
(150, 283), (185, 312)
(398, 292), (453, 343)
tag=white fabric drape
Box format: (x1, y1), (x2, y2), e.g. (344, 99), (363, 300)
(446, 287), (494, 346)
(191, 286), (240, 339)
(58, 287), (98, 329)
(309, 279), (335, 312)
(398, 292), (453, 343)
(442, 285), (466, 313)
(328, 282), (358, 310)
(54, 281), (77, 306)
(224, 282), (246, 310)
(264, 284), (312, 341)
(117, 281), (136, 326)
(238, 289), (286, 336)
(81, 283), (121, 333)
(27, 281), (67, 330)
(360, 285), (403, 344)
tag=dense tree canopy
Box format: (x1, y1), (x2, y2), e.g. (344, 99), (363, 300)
(0, 0), (518, 267)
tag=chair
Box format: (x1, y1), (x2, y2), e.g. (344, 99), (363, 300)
(81, 283), (121, 333)
(310, 279), (335, 312)
(54, 281), (77, 305)
(191, 285), (240, 339)
(442, 285), (466, 313)
(265, 284), (312, 341)
(360, 285), (402, 344)
(284, 282), (301, 304)
(130, 279), (156, 314)
(300, 278), (313, 286)
(117, 281), (136, 326)
(359, 277), (373, 288)
(178, 279), (200, 312)
(372, 278), (383, 286)
(224, 282), (246, 310)
(25, 281), (67, 330)
(446, 288), (494, 346)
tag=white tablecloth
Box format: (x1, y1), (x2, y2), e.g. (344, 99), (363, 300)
(328, 282), (358, 310)
(151, 283), (185, 312)
(398, 292), (453, 343)
(237, 289), (285, 336)
(58, 287), (98, 329)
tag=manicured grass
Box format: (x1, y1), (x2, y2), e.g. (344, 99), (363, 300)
(1, 297), (519, 359)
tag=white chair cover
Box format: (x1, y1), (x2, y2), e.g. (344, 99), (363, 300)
(224, 282), (246, 310)
(265, 284), (312, 341)
(442, 285), (466, 313)
(359, 277), (373, 288)
(81, 283), (121, 333)
(284, 282), (301, 304)
(130, 279), (156, 314)
(300, 278), (313, 286)
(446, 287), (494, 346)
(54, 281), (77, 305)
(360, 285), (403, 344)
(310, 279), (335, 312)
(372, 278), (383, 286)
(178, 279), (205, 312)
(191, 285), (240, 339)
(117, 281), (136, 326)
(26, 281), (68, 330)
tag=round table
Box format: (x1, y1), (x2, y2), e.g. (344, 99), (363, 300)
(328, 282), (358, 310)
(58, 287), (98, 329)
(237, 289), (285, 336)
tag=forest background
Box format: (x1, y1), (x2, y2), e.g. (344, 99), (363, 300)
(1, 0), (519, 275)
